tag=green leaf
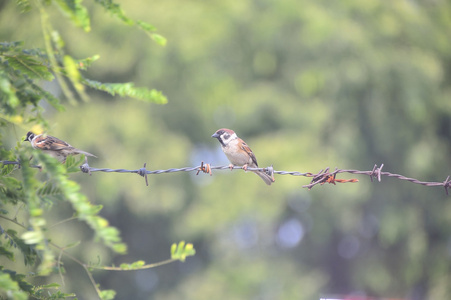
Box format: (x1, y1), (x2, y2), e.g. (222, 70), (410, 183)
(0, 272), (28, 300)
(0, 246), (15, 261)
(37, 181), (63, 198)
(150, 33), (167, 47)
(136, 21), (167, 46)
(64, 240), (81, 249)
(99, 289), (116, 300)
(35, 152), (127, 254)
(1, 162), (16, 176)
(94, 1), (166, 45)
(63, 55), (88, 101)
(40, 282), (61, 289)
(0, 75), (20, 108)
(29, 82), (65, 112)
(76, 54), (100, 71)
(64, 153), (85, 173)
(21, 231), (43, 245)
(54, 0), (91, 32)
(4, 54), (54, 81)
(83, 79), (168, 104)
(136, 20), (156, 32)
(119, 260), (145, 270)
(16, 0), (32, 12)
(170, 241), (196, 262)
(5, 229), (38, 266)
(94, 0), (133, 25)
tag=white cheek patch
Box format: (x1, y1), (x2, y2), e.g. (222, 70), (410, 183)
(222, 133), (237, 143)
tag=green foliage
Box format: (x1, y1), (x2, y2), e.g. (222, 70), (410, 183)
(0, 3), (167, 110)
(54, 0), (91, 32)
(0, 270), (29, 300)
(136, 21), (167, 46)
(171, 241), (196, 262)
(2, 228), (38, 266)
(15, 0), (32, 13)
(83, 79), (168, 104)
(0, 41), (64, 113)
(63, 155), (85, 173)
(99, 289), (116, 300)
(43, 0), (450, 299)
(35, 152), (127, 254)
(119, 260), (145, 270)
(3, 51), (54, 81)
(4, 0), (451, 299)
(94, 0), (167, 45)
(0, 1), (177, 299)
(94, 0), (134, 25)
(0, 268), (77, 299)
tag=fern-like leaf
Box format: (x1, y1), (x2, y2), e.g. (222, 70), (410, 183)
(93, 0), (133, 25)
(54, 0), (91, 32)
(76, 54), (100, 71)
(29, 82), (65, 111)
(4, 229), (38, 266)
(37, 182), (63, 198)
(83, 79), (168, 104)
(170, 241), (196, 262)
(0, 271), (29, 300)
(4, 54), (54, 81)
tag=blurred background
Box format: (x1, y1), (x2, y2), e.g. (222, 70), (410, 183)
(2, 0), (451, 299)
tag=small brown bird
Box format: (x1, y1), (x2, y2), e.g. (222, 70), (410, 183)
(212, 128), (274, 185)
(25, 131), (96, 163)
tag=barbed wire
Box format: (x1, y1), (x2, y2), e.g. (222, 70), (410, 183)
(2, 159), (450, 194)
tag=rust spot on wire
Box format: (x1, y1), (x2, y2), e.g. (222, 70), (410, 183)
(196, 162), (212, 176)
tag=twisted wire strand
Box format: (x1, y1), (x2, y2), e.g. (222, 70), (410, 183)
(2, 159), (450, 194)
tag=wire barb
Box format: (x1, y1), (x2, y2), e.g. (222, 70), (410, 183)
(80, 157), (91, 175)
(265, 165), (275, 182)
(369, 164), (384, 182)
(138, 163), (149, 186)
(443, 176), (451, 196)
(302, 167), (358, 190)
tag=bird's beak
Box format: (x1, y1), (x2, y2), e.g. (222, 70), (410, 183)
(211, 132), (219, 139)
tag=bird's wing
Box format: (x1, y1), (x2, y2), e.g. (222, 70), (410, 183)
(240, 140), (258, 167)
(34, 135), (74, 151)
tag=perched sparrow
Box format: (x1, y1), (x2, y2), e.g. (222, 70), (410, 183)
(24, 131), (96, 163)
(212, 128), (274, 185)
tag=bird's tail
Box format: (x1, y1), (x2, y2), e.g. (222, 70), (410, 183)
(254, 171), (275, 185)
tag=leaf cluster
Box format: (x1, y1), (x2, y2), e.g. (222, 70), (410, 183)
(0, 1), (190, 299)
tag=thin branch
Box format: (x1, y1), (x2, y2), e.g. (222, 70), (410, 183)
(90, 258), (177, 271)
(57, 248), (66, 286)
(1, 213), (185, 298)
(0, 214), (26, 228)
(48, 216), (78, 229)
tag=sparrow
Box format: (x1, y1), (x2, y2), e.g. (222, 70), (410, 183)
(24, 131), (96, 163)
(212, 128), (274, 185)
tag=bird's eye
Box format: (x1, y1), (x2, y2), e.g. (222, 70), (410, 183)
(223, 133), (230, 140)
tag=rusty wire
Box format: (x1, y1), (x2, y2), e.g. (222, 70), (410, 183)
(2, 159), (450, 194)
